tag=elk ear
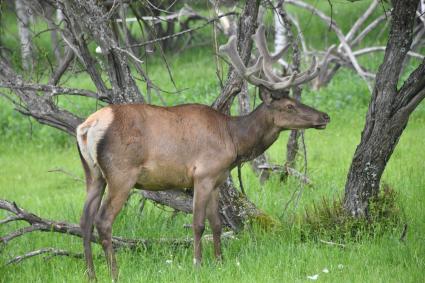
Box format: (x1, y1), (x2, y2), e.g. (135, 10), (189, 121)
(259, 88), (273, 105)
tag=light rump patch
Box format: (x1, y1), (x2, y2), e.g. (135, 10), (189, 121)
(76, 107), (114, 168)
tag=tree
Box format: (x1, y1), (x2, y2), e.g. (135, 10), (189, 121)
(15, 0), (33, 71)
(343, 0), (425, 217)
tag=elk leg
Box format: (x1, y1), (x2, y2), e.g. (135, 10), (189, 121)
(95, 177), (135, 281)
(80, 171), (106, 281)
(192, 179), (214, 266)
(206, 188), (222, 261)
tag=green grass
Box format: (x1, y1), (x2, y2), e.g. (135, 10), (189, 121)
(1, 1), (425, 282)
(1, 74), (424, 282)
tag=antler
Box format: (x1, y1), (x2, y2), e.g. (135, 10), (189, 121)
(219, 24), (320, 91)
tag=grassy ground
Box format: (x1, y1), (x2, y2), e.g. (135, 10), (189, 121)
(1, 1), (425, 282)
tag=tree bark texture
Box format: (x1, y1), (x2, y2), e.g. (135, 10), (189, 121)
(344, 0), (425, 217)
(62, 0), (144, 104)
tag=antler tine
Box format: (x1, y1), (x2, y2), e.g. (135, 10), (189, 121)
(253, 24), (291, 63)
(219, 35), (270, 87)
(253, 24), (293, 84)
(252, 25), (280, 83)
(270, 56), (320, 90)
(220, 25), (320, 92)
(246, 56), (264, 77)
(219, 36), (250, 78)
(289, 57), (320, 87)
(253, 25), (272, 61)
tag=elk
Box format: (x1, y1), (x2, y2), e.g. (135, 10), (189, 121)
(76, 25), (330, 280)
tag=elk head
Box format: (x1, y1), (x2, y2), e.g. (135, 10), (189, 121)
(220, 25), (330, 130)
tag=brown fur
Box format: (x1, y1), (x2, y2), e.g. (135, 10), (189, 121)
(76, 98), (329, 280)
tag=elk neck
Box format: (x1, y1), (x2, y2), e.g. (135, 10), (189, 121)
(227, 103), (281, 165)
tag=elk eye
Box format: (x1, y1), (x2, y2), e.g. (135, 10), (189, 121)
(286, 104), (295, 111)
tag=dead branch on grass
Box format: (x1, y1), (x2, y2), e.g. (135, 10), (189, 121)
(0, 199), (234, 265)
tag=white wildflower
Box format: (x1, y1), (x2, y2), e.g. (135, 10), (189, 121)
(307, 274), (319, 280)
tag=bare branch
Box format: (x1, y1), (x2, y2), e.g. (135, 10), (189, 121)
(0, 81), (105, 101)
(0, 216), (24, 225)
(286, 0), (373, 91)
(47, 168), (84, 183)
(48, 49), (75, 85)
(129, 12), (237, 48)
(6, 248), (83, 265)
(0, 57), (83, 135)
(345, 0), (379, 42)
(0, 199), (235, 256)
(62, 0), (144, 103)
(351, 13), (390, 48)
(353, 46), (424, 59)
(286, 13), (308, 54)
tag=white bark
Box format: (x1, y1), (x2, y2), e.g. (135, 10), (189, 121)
(274, 6), (289, 69)
(210, 0), (236, 36)
(15, 0), (33, 70)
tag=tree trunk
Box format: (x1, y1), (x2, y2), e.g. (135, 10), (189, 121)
(15, 0), (33, 71)
(344, 0), (425, 217)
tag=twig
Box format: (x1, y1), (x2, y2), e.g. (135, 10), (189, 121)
(0, 81), (105, 101)
(129, 12), (237, 48)
(353, 46), (424, 59)
(351, 13), (390, 48)
(287, 0), (374, 91)
(48, 49), (75, 85)
(47, 168), (84, 183)
(327, 0), (333, 31)
(399, 223), (408, 242)
(345, 0), (379, 42)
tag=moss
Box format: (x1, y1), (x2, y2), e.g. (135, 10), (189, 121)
(249, 212), (282, 231)
(300, 184), (404, 242)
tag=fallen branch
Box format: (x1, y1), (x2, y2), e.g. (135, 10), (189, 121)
(0, 199), (184, 250)
(0, 199), (235, 264)
(6, 248), (83, 265)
